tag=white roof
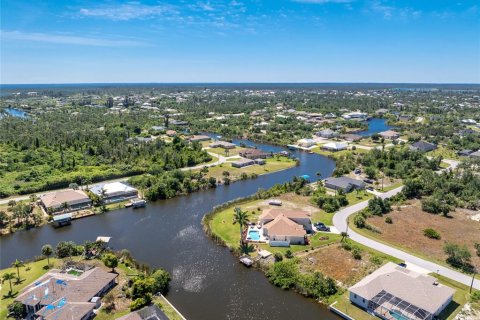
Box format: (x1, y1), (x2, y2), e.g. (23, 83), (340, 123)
(323, 142), (348, 150)
(90, 182), (137, 197)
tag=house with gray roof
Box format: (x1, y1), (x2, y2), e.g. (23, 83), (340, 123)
(409, 141), (437, 152)
(349, 262), (454, 320)
(324, 176), (366, 192)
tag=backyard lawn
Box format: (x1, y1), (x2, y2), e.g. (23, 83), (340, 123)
(0, 258), (58, 319)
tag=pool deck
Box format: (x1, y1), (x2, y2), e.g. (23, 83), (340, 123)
(246, 226), (268, 243)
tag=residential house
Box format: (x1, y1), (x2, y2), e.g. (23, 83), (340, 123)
(117, 305), (169, 320)
(151, 125), (165, 131)
(209, 141), (236, 149)
(349, 262), (454, 320)
(188, 135), (211, 143)
(16, 266), (117, 320)
(324, 176), (366, 192)
(239, 148), (270, 159)
(40, 189), (92, 213)
(341, 134), (363, 142)
(90, 182), (138, 203)
(324, 113), (337, 119)
(170, 119), (189, 126)
(316, 128), (339, 138)
(379, 130), (400, 140)
(410, 141), (437, 152)
(375, 108), (389, 115)
(231, 158), (255, 168)
(342, 111), (368, 120)
(457, 149), (473, 157)
(321, 142), (348, 152)
(259, 209), (312, 245)
(166, 130), (177, 137)
(297, 138), (316, 148)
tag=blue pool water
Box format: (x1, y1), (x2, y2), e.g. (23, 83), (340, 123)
(248, 230), (261, 241)
(389, 310), (408, 320)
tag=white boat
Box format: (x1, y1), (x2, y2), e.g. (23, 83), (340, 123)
(239, 257), (253, 267)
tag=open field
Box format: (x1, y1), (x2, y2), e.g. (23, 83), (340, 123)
(354, 200), (480, 268)
(429, 146), (460, 160)
(198, 156), (296, 180)
(310, 147), (368, 159)
(206, 146), (246, 156)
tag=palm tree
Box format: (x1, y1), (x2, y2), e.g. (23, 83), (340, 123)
(62, 202), (70, 213)
(2, 272), (16, 293)
(340, 232), (349, 242)
(11, 259), (24, 279)
(29, 194), (37, 204)
(233, 207), (250, 244)
(42, 244), (53, 266)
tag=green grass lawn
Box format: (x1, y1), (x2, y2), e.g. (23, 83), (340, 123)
(207, 147), (244, 156)
(156, 295), (186, 320)
(346, 191), (373, 206)
(310, 147), (368, 159)
(379, 181), (403, 192)
(200, 157), (296, 180)
(434, 274), (479, 320)
(0, 258), (58, 319)
(429, 146), (460, 160)
(311, 210), (334, 225)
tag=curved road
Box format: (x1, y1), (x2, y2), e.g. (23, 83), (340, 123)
(332, 186), (480, 290)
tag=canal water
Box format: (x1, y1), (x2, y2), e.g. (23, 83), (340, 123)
(0, 140), (339, 320)
(357, 118), (391, 136)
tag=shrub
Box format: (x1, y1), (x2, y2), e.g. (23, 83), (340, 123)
(285, 250), (293, 259)
(370, 256), (383, 266)
(472, 290), (480, 302)
(266, 260), (298, 289)
(274, 252), (283, 262)
(444, 242), (472, 270)
(354, 215), (366, 228)
(474, 243), (480, 257)
(385, 217), (393, 224)
(352, 247), (362, 260)
(424, 228), (441, 240)
(422, 197), (450, 216)
(130, 296), (151, 311)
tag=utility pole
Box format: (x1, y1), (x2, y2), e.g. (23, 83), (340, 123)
(470, 267), (477, 294)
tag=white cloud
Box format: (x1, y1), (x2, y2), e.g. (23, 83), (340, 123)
(79, 3), (176, 21)
(371, 1), (421, 20)
(1, 30), (146, 47)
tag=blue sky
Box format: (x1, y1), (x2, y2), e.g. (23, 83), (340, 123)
(1, 0), (479, 84)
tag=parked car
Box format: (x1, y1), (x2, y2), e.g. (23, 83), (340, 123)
(317, 225), (330, 232)
(366, 186), (374, 191)
(364, 179), (373, 184)
(354, 168), (361, 174)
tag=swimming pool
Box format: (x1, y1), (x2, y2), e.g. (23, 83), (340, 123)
(389, 310), (408, 320)
(248, 230), (260, 241)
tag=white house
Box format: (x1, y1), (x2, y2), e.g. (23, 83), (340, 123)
(321, 142), (348, 151)
(90, 182), (138, 203)
(349, 262), (455, 320)
(258, 209), (312, 245)
(297, 138), (316, 148)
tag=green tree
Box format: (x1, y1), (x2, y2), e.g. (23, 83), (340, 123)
(266, 260), (298, 289)
(151, 269), (171, 294)
(11, 259), (24, 280)
(42, 244), (53, 266)
(102, 253), (119, 272)
(7, 301), (26, 319)
(232, 207), (250, 244)
(443, 242), (472, 269)
(2, 272), (16, 292)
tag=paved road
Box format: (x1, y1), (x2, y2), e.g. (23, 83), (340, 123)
(333, 186), (480, 290)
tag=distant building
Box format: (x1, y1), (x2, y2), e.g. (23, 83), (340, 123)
(457, 149), (473, 157)
(16, 266), (117, 320)
(40, 189), (92, 213)
(316, 129), (338, 138)
(170, 119), (189, 126)
(151, 125), (165, 131)
(410, 141), (437, 152)
(166, 130), (177, 137)
(349, 262), (454, 320)
(324, 176), (366, 192)
(231, 158), (255, 168)
(341, 134), (363, 142)
(342, 111), (368, 120)
(90, 182), (138, 203)
(239, 148), (270, 159)
(321, 142), (348, 152)
(375, 108), (389, 115)
(379, 130), (400, 140)
(209, 141), (236, 149)
(297, 138), (316, 148)
(188, 135), (211, 143)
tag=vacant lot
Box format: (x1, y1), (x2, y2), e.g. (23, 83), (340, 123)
(298, 244), (383, 286)
(365, 200), (480, 266)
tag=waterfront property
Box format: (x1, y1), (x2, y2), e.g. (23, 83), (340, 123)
(321, 142), (348, 152)
(90, 181), (138, 203)
(379, 130), (400, 140)
(316, 128), (339, 138)
(40, 189), (92, 214)
(297, 138), (317, 148)
(231, 158), (255, 168)
(16, 265), (117, 320)
(341, 134), (363, 142)
(209, 140), (236, 149)
(349, 262), (454, 320)
(117, 305), (169, 320)
(342, 111), (368, 120)
(188, 135), (211, 143)
(324, 176), (366, 193)
(239, 148), (271, 159)
(258, 208), (313, 246)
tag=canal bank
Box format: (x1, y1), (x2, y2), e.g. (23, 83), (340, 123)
(0, 140), (339, 320)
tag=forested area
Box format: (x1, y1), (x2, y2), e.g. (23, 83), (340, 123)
(0, 108), (211, 197)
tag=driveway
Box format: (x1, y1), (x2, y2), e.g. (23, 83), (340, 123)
(332, 186), (480, 290)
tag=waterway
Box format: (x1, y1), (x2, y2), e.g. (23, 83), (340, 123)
(0, 139), (339, 320)
(357, 118), (391, 136)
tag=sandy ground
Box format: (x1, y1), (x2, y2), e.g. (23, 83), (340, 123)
(367, 200), (480, 267)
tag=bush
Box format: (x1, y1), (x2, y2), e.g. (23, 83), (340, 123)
(444, 242), (472, 270)
(266, 260), (298, 289)
(352, 247), (362, 260)
(274, 252), (283, 262)
(285, 250), (293, 259)
(130, 296), (151, 311)
(369, 256), (383, 266)
(474, 243), (480, 257)
(472, 290), (480, 302)
(422, 197), (450, 216)
(354, 215), (366, 228)
(423, 228), (441, 240)
(151, 269), (171, 294)
(385, 217), (393, 224)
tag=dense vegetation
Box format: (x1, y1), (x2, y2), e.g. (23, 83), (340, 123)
(0, 110), (211, 197)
